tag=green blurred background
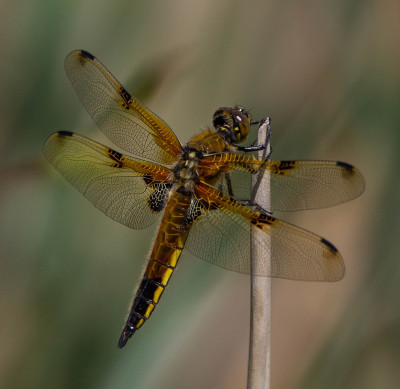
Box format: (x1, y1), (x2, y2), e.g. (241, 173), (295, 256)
(1, 1), (399, 388)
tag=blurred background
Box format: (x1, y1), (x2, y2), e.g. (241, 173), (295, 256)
(0, 0), (399, 388)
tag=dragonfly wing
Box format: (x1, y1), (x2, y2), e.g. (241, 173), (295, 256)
(265, 160), (365, 211)
(186, 203), (255, 274)
(185, 183), (344, 281)
(64, 50), (182, 164)
(201, 155), (365, 211)
(43, 131), (170, 230)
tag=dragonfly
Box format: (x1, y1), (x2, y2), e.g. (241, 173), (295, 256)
(43, 50), (365, 348)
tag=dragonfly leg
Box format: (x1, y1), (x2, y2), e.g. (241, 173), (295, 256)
(234, 199), (273, 215)
(235, 117), (272, 159)
(224, 172), (234, 196)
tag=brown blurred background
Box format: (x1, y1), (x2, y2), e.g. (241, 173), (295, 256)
(0, 1), (399, 388)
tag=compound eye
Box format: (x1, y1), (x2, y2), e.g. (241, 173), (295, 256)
(232, 110), (251, 143)
(212, 106), (251, 144)
(233, 105), (249, 118)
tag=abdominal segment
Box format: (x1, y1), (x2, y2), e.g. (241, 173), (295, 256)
(118, 191), (192, 348)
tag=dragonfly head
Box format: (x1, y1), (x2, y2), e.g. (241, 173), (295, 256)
(213, 105), (251, 144)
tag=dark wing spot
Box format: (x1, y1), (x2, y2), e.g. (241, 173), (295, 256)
(108, 149), (124, 168)
(148, 183), (169, 212)
(184, 204), (202, 225)
(184, 195), (213, 226)
(197, 196), (219, 212)
(58, 130), (73, 137)
(278, 161), (296, 171)
(80, 50), (95, 60)
(337, 161), (357, 179)
(120, 87), (133, 105)
(321, 238), (338, 254)
(336, 161), (354, 170)
(108, 149), (122, 160)
(142, 175), (153, 186)
(252, 213), (275, 226)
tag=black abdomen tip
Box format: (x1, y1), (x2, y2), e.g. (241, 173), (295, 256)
(117, 327), (135, 349)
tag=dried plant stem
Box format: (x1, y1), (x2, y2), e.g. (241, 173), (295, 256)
(247, 118), (271, 389)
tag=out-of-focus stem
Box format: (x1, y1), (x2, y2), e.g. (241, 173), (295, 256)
(247, 117), (271, 389)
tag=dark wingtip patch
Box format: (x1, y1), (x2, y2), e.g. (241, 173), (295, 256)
(148, 192), (167, 212)
(337, 161), (359, 180)
(58, 130), (73, 137)
(337, 161), (355, 171)
(321, 238), (338, 254)
(80, 50), (95, 60)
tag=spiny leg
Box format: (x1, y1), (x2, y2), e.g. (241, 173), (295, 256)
(236, 117), (271, 158)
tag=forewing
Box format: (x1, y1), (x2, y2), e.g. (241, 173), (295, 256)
(43, 131), (170, 230)
(185, 183), (344, 281)
(64, 50), (182, 164)
(265, 160), (365, 211)
(201, 155), (365, 211)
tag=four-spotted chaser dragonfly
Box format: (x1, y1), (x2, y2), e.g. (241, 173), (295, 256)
(43, 50), (365, 348)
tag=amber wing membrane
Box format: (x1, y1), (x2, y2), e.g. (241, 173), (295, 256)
(64, 50), (182, 164)
(43, 131), (170, 230)
(184, 182), (345, 281)
(200, 154), (365, 211)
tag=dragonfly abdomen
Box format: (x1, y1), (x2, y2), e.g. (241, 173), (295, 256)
(118, 191), (192, 348)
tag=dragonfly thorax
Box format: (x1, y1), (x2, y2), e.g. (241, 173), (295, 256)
(170, 146), (203, 191)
